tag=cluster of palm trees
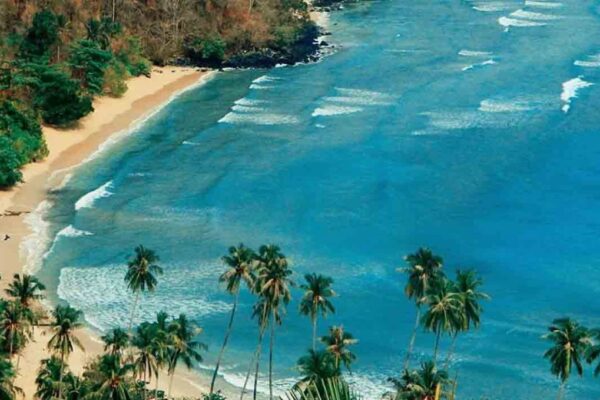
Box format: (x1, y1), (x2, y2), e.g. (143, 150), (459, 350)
(208, 243), (357, 400)
(0, 245), (206, 400)
(9, 241), (600, 400)
(543, 318), (600, 399)
(388, 247), (489, 400)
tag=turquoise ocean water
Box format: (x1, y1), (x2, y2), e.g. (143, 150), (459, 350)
(31, 0), (600, 398)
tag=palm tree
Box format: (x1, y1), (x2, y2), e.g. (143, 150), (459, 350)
(124, 245), (163, 333)
(256, 244), (294, 400)
(35, 356), (69, 400)
(299, 274), (336, 351)
(0, 359), (22, 400)
(88, 354), (136, 400)
(585, 329), (600, 376)
(102, 328), (130, 358)
(166, 314), (207, 399)
(320, 326), (358, 373)
(296, 349), (339, 385)
(445, 269), (489, 367)
(399, 248), (444, 369)
(240, 297), (270, 400)
(131, 322), (159, 397)
(5, 273), (46, 307)
(47, 305), (84, 400)
(544, 318), (591, 400)
(388, 361), (449, 400)
(421, 279), (462, 364)
(285, 377), (359, 400)
(0, 300), (33, 369)
(211, 244), (256, 394)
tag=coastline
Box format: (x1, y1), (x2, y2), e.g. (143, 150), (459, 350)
(0, 7), (331, 398)
(0, 66), (214, 399)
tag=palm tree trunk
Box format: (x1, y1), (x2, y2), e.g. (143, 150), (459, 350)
(211, 290), (240, 394)
(240, 323), (266, 400)
(404, 306), (421, 370)
(58, 351), (65, 400)
(167, 366), (175, 399)
(155, 372), (160, 399)
(444, 334), (458, 369)
(8, 331), (14, 358)
(269, 320), (275, 400)
(433, 329), (441, 364)
(128, 291), (140, 335)
(15, 353), (21, 376)
(557, 381), (565, 400)
(312, 316), (317, 352)
(142, 370), (147, 400)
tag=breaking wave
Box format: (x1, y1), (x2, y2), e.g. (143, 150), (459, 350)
(74, 181), (114, 211)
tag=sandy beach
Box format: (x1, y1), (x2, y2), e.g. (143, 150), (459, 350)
(0, 66), (214, 399)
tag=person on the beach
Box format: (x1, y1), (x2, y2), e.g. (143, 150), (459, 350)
(3, 235), (9, 241)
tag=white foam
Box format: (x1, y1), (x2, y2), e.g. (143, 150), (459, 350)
(498, 16), (546, 28)
(312, 105), (363, 117)
(322, 96), (392, 106)
(74, 181), (114, 211)
(57, 264), (230, 332)
(231, 105), (265, 113)
(249, 84), (274, 90)
(462, 59), (497, 71)
(234, 98), (269, 106)
(20, 200), (53, 274)
(252, 75), (281, 84)
(182, 140), (201, 146)
(57, 225), (94, 238)
(459, 50), (493, 57)
(525, 0), (563, 8)
(561, 76), (593, 113)
(574, 55), (600, 68)
(510, 9), (560, 20)
(423, 110), (524, 130)
(479, 99), (533, 112)
(219, 112), (300, 125)
(472, 2), (514, 12)
(335, 88), (395, 102)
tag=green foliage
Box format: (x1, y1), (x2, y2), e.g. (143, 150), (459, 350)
(285, 377), (361, 400)
(0, 139), (23, 187)
(184, 36), (226, 66)
(0, 100), (47, 188)
(102, 59), (128, 97)
(18, 10), (61, 61)
(388, 361), (450, 400)
(69, 39), (113, 95)
(85, 17), (122, 50)
(32, 64), (93, 125)
(115, 37), (151, 77)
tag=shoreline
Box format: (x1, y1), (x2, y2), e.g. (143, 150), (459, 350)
(0, 66), (216, 399)
(0, 8), (331, 398)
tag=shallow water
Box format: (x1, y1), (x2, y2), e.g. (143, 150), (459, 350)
(36, 0), (600, 398)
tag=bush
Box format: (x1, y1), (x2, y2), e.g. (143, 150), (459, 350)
(184, 36), (226, 67)
(0, 137), (24, 188)
(18, 10), (61, 61)
(115, 37), (151, 77)
(69, 40), (113, 95)
(0, 100), (47, 164)
(33, 65), (93, 126)
(103, 60), (128, 97)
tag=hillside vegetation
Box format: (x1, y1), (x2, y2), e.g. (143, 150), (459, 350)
(0, 0), (319, 188)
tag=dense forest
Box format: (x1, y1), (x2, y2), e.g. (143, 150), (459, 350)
(0, 0), (320, 188)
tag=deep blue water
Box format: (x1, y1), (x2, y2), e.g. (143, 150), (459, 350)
(33, 0), (600, 398)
